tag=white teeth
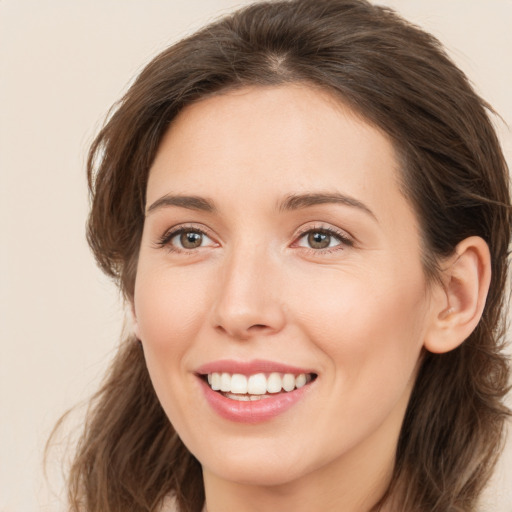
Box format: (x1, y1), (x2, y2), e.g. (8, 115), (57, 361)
(230, 374), (248, 394)
(250, 394), (269, 401)
(267, 372), (282, 393)
(220, 372), (231, 392)
(224, 392), (251, 401)
(247, 373), (267, 395)
(282, 373), (295, 392)
(295, 373), (307, 388)
(206, 371), (312, 396)
(224, 392), (273, 401)
(211, 372), (221, 391)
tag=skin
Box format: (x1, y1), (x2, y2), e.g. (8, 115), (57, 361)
(132, 84), (481, 511)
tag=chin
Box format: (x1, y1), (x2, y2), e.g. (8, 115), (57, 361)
(197, 442), (312, 487)
(206, 460), (304, 487)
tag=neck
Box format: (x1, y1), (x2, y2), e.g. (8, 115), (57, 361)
(203, 475), (392, 512)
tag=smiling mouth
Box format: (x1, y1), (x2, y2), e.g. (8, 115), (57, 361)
(201, 372), (317, 401)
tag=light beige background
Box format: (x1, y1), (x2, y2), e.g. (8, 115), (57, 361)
(1, 1), (511, 511)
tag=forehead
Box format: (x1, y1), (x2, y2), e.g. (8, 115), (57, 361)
(147, 84), (415, 233)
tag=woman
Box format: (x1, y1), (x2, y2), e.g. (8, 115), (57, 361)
(65, 0), (511, 510)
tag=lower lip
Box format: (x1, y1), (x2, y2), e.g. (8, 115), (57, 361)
(198, 378), (313, 424)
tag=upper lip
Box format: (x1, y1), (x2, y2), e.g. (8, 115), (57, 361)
(195, 359), (316, 376)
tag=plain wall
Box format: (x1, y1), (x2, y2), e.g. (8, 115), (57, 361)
(1, 1), (510, 510)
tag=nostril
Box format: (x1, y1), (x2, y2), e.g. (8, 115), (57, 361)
(214, 322), (273, 340)
(250, 324), (268, 330)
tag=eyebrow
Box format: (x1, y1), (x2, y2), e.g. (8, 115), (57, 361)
(146, 191), (377, 221)
(278, 192), (377, 221)
(146, 194), (216, 215)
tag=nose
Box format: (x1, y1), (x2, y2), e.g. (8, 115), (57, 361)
(211, 244), (286, 340)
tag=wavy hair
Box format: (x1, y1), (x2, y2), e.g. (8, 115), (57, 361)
(58, 1), (511, 510)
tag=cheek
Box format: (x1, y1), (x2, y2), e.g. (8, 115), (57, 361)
(287, 267), (429, 456)
(133, 263), (214, 428)
(134, 262), (213, 353)
(293, 264), (429, 387)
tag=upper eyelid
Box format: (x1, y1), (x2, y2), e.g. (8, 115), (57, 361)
(162, 223), (215, 238)
(294, 223), (354, 241)
(156, 223), (218, 248)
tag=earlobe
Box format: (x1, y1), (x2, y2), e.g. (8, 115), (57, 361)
(424, 236), (491, 354)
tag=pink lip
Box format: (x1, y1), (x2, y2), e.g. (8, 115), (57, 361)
(195, 359), (314, 376)
(195, 359), (316, 424)
(198, 378), (313, 424)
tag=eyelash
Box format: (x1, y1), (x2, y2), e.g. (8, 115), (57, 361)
(155, 224), (354, 255)
(293, 225), (354, 255)
(156, 225), (216, 254)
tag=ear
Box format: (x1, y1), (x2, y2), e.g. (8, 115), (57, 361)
(424, 236), (491, 354)
(129, 301), (142, 341)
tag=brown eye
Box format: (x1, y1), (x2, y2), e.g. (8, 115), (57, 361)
(179, 230), (204, 249)
(295, 227), (351, 252)
(159, 227), (217, 253)
(307, 231), (332, 249)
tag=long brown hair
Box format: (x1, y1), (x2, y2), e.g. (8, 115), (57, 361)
(60, 1), (511, 510)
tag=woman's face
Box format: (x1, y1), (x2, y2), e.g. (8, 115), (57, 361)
(134, 85), (438, 489)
